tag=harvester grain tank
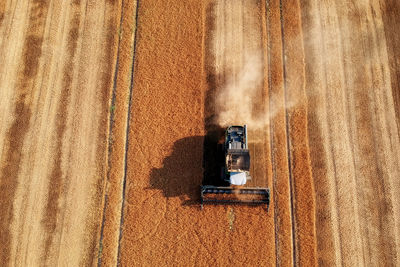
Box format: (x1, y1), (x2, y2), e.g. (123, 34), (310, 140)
(201, 125), (270, 211)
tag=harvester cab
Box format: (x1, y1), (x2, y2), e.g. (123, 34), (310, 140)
(224, 125), (251, 186)
(201, 125), (270, 211)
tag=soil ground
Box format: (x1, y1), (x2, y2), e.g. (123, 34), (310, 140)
(0, 0), (399, 266)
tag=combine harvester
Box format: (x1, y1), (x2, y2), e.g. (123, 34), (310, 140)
(201, 125), (270, 211)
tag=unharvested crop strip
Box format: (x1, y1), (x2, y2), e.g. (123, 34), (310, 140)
(279, 0), (297, 265)
(97, 1), (125, 266)
(116, 0), (140, 264)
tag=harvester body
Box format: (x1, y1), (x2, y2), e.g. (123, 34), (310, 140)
(201, 125), (270, 211)
(224, 125), (250, 185)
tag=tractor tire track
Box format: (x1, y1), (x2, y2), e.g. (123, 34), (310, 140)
(280, 0), (318, 265)
(266, 0), (295, 265)
(279, 0), (298, 265)
(115, 0), (140, 266)
(96, 0), (124, 265)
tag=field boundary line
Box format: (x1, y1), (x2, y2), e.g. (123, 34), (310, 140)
(97, 0), (125, 266)
(116, 0), (140, 265)
(279, 0), (297, 265)
(265, 0), (280, 265)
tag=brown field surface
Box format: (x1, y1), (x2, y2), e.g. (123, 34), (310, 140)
(1, 0), (400, 266)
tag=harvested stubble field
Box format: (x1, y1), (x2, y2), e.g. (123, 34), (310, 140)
(0, 0), (399, 266)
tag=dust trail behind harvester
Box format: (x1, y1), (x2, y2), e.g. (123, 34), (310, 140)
(215, 53), (266, 129)
(210, 0), (293, 132)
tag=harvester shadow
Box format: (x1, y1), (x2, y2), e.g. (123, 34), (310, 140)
(148, 1), (226, 207)
(148, 129), (227, 207)
(148, 136), (203, 206)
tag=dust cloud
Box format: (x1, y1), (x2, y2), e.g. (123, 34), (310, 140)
(214, 51), (295, 130)
(215, 52), (265, 129)
(210, 0), (295, 131)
